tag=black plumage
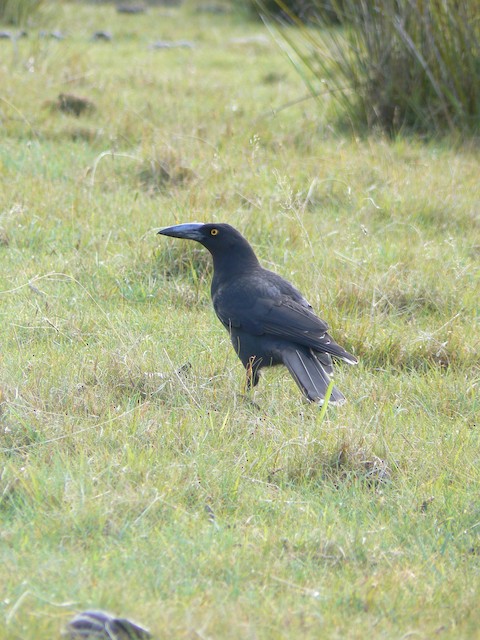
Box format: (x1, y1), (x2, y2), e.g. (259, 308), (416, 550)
(158, 222), (357, 405)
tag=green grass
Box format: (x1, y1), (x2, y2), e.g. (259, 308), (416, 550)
(1, 2), (479, 638)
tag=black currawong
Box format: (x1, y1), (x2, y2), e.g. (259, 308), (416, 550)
(158, 222), (358, 405)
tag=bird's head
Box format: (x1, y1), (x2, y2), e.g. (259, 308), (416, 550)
(158, 222), (222, 246)
(157, 222), (259, 267)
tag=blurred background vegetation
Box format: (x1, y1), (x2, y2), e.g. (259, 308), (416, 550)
(235, 0), (480, 137)
(7, 0), (480, 139)
(0, 0), (45, 25)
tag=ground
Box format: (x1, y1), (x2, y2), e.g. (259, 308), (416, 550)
(0, 2), (479, 638)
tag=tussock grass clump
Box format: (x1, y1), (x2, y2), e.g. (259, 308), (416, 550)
(138, 148), (198, 195)
(0, 0), (43, 25)
(47, 93), (96, 118)
(239, 0), (340, 23)
(283, 435), (391, 488)
(261, 0), (480, 135)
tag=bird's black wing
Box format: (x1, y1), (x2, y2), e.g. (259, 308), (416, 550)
(212, 268), (313, 332)
(253, 296), (357, 363)
(213, 272), (356, 364)
(245, 295), (328, 338)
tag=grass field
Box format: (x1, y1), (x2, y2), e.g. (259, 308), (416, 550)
(1, 2), (479, 638)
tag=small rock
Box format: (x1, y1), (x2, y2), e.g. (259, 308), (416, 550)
(63, 610), (151, 640)
(1, 30), (27, 39)
(51, 29), (66, 40)
(39, 30), (66, 40)
(150, 39), (195, 50)
(92, 31), (113, 41)
(196, 3), (231, 13)
(116, 3), (146, 14)
(229, 35), (270, 46)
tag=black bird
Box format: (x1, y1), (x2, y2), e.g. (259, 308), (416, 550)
(158, 222), (357, 405)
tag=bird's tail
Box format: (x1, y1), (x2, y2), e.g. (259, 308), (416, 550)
(282, 348), (346, 405)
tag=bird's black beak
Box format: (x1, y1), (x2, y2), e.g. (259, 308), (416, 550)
(157, 222), (205, 241)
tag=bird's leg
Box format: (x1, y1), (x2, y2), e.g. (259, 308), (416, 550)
(240, 356), (262, 410)
(244, 355), (260, 393)
(244, 356), (255, 393)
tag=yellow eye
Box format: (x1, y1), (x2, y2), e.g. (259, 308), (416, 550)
(210, 228), (219, 236)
